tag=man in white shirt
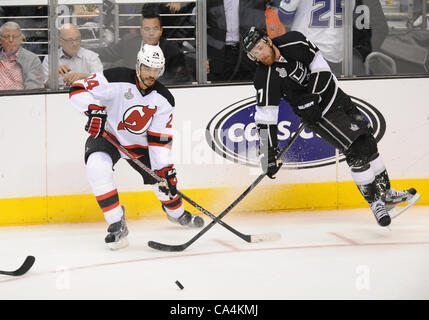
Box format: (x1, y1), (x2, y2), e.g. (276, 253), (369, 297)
(206, 0), (268, 82)
(42, 23), (103, 87)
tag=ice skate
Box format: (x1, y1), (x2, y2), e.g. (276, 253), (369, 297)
(167, 210), (204, 228)
(105, 206), (129, 250)
(383, 188), (421, 219)
(370, 198), (391, 227)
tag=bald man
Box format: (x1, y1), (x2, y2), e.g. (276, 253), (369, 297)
(42, 23), (103, 87)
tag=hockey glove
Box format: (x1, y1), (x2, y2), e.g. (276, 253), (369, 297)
(291, 93), (322, 124)
(85, 104), (107, 138)
(155, 165), (178, 199)
(257, 123), (283, 179)
(264, 146), (283, 179)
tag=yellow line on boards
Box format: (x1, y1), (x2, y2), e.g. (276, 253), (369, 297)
(0, 179), (426, 226)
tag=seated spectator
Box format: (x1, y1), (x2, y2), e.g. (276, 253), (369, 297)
(142, 2), (196, 40)
(0, 5), (48, 55)
(207, 0), (268, 82)
(0, 21), (44, 90)
(96, 8), (190, 85)
(42, 23), (103, 88)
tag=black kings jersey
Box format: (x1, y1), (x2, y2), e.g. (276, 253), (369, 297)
(69, 68), (175, 171)
(253, 31), (339, 125)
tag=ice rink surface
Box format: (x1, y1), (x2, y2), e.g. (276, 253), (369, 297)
(0, 206), (428, 300)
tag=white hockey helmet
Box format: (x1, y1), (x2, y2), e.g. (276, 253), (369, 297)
(136, 44), (165, 81)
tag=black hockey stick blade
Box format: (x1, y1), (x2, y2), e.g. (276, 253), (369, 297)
(0, 255), (35, 276)
(148, 240), (188, 252)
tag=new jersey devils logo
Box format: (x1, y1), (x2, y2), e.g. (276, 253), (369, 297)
(118, 105), (157, 134)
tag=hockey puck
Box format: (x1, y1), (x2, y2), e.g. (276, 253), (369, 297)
(175, 280), (184, 290)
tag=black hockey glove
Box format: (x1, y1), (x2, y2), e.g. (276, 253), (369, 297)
(155, 165), (178, 199)
(85, 104), (107, 138)
(265, 146), (283, 179)
(257, 124), (283, 179)
(291, 93), (322, 124)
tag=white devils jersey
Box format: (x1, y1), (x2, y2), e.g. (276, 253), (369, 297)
(69, 68), (175, 170)
(279, 0), (354, 63)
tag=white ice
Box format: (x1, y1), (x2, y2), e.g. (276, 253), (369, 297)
(0, 206), (428, 300)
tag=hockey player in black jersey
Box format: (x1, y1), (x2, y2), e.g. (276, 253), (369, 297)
(69, 44), (203, 250)
(242, 27), (420, 227)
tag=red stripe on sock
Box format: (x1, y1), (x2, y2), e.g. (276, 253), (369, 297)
(166, 199), (183, 210)
(160, 195), (181, 204)
(148, 142), (172, 149)
(101, 201), (120, 213)
(95, 189), (118, 201)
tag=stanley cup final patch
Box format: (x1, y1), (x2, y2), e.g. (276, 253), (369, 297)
(276, 67), (287, 78)
(350, 123), (360, 131)
(124, 88), (134, 100)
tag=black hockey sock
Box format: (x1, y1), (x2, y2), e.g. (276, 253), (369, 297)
(374, 169), (391, 198)
(356, 181), (379, 203)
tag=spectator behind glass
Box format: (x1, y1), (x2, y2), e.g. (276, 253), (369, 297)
(0, 21), (44, 90)
(143, 2), (196, 40)
(0, 5), (48, 55)
(42, 23), (103, 88)
(207, 0), (269, 82)
(278, 0), (388, 76)
(96, 8), (190, 85)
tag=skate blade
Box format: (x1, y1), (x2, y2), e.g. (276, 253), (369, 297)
(107, 236), (129, 250)
(389, 193), (421, 219)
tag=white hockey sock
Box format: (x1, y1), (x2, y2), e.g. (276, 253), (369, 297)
(350, 166), (376, 186)
(152, 184), (184, 219)
(86, 152), (123, 225)
(370, 154), (386, 176)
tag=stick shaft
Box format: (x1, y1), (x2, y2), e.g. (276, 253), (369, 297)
(148, 122), (306, 251)
(102, 133), (254, 242)
(182, 123), (306, 241)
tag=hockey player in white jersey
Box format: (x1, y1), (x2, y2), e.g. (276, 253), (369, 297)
(69, 44), (204, 250)
(278, 0), (345, 68)
(242, 27), (420, 227)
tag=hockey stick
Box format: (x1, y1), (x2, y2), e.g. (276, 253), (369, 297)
(101, 132), (279, 245)
(148, 122), (306, 252)
(0, 255), (35, 276)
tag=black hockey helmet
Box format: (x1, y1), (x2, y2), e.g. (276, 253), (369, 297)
(242, 26), (268, 61)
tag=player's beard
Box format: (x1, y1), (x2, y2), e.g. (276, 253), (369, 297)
(259, 46), (276, 65)
(142, 76), (156, 88)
